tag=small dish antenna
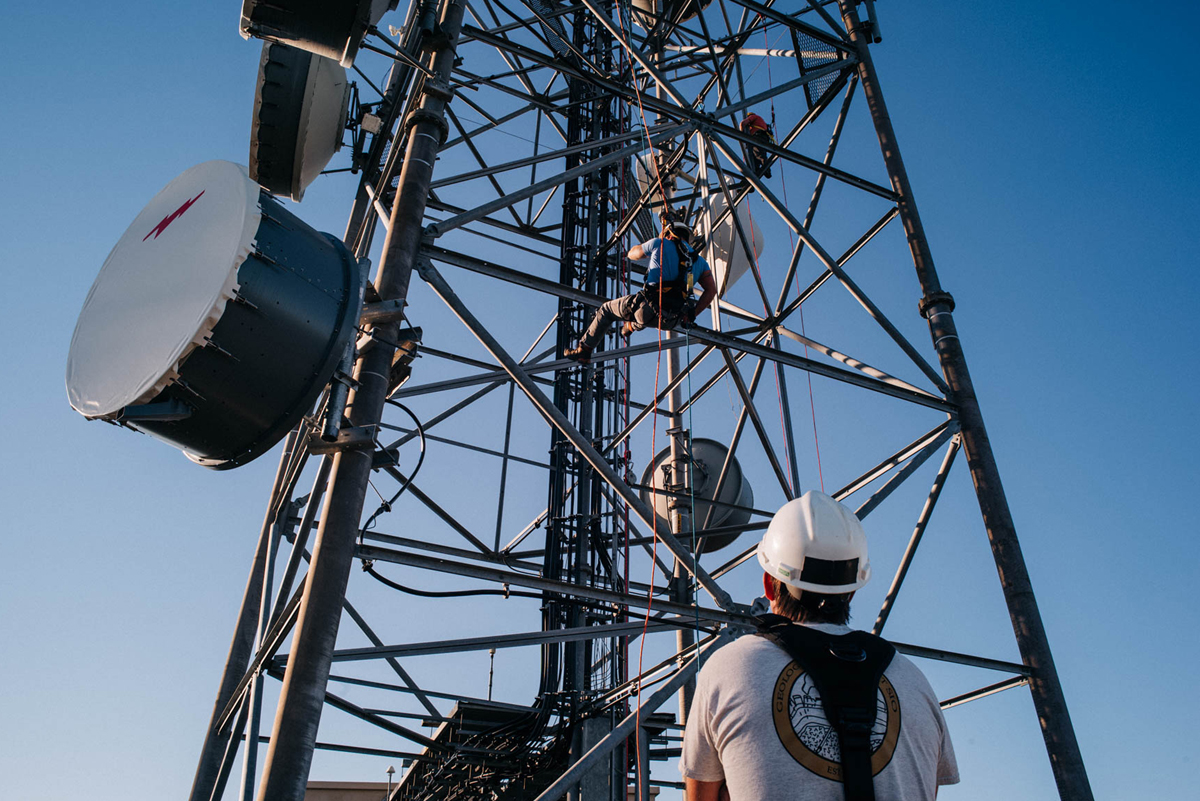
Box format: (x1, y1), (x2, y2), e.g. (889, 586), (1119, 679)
(240, 0), (399, 67)
(250, 42), (351, 202)
(639, 438), (755, 553)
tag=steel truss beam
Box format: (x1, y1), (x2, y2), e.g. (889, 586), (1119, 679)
(325, 618), (699, 662)
(833, 2), (1092, 797)
(420, 244), (953, 411)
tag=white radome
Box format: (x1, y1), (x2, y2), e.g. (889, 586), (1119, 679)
(66, 160), (260, 418)
(703, 192), (765, 296)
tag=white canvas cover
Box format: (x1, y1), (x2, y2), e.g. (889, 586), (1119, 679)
(292, 53), (349, 201)
(704, 193), (764, 296)
(66, 161), (261, 418)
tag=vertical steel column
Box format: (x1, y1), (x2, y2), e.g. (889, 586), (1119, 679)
(253, 3), (466, 800)
(835, 3), (1093, 798)
(237, 497), (283, 801)
(654, 23), (695, 727)
(664, 337), (695, 726)
(188, 431), (297, 801)
(635, 724), (650, 801)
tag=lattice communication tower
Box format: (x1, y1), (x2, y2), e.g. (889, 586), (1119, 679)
(65, 2), (1094, 801)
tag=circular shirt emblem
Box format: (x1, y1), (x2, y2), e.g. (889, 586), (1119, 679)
(771, 661), (901, 781)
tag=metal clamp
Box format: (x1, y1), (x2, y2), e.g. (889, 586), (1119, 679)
(308, 426), (375, 454)
(918, 290), (955, 318)
(403, 107), (449, 145)
(423, 78), (454, 102)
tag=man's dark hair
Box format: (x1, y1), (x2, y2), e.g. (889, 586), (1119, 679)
(769, 576), (852, 625)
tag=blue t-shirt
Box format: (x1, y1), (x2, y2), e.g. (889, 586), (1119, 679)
(642, 238), (711, 286)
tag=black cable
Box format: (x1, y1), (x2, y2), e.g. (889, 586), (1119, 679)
(362, 563), (542, 600)
(380, 397), (426, 499)
(359, 398), (428, 540)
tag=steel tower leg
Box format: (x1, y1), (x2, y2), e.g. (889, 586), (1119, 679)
(664, 336), (695, 726)
(835, 3), (1093, 798)
(188, 431), (298, 801)
(252, 3), (466, 800)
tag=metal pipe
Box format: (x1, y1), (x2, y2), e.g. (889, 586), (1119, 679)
(636, 724), (650, 801)
(774, 323), (929, 397)
(188, 430), (297, 801)
(835, 2), (1093, 797)
(341, 600), (440, 718)
(360, 530), (544, 574)
(680, 328), (951, 411)
(215, 589), (304, 736)
(850, 424), (957, 519)
(772, 341), (801, 495)
(321, 345), (355, 441)
(328, 672), (538, 712)
(238, 478), (288, 801)
(494, 384), (517, 550)
(357, 543), (744, 626)
(940, 676), (1031, 711)
(269, 457), (332, 629)
(253, 3), (469, 799)
(887, 642), (1030, 676)
(327, 619), (685, 662)
(874, 437), (960, 635)
(210, 700), (251, 801)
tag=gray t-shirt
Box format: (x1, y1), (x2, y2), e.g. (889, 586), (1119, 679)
(681, 624), (959, 800)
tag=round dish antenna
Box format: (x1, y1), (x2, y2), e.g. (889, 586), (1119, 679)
(640, 438), (754, 553)
(250, 42), (351, 202)
(240, 0), (398, 67)
(703, 192), (765, 296)
(66, 160), (362, 469)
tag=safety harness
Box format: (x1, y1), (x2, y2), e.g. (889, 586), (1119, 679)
(639, 237), (695, 328)
(756, 614), (896, 801)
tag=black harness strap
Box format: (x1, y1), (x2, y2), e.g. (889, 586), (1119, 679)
(641, 238), (694, 326)
(757, 614), (896, 801)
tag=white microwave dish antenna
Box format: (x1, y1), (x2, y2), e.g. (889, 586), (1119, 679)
(66, 160), (362, 469)
(639, 438), (754, 553)
(240, 0), (398, 67)
(250, 42), (350, 202)
(703, 192), (765, 296)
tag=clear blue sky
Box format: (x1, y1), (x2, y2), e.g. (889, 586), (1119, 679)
(1, 2), (1197, 800)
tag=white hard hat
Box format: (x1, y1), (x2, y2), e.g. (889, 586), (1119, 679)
(757, 491), (871, 595)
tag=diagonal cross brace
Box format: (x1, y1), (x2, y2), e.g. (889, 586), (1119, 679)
(417, 258), (737, 613)
(531, 633), (730, 801)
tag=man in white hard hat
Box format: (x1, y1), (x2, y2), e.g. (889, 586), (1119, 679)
(680, 491), (959, 801)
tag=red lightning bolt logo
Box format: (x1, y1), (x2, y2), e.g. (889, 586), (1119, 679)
(143, 190), (205, 242)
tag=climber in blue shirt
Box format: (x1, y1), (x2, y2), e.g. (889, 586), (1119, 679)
(565, 217), (717, 363)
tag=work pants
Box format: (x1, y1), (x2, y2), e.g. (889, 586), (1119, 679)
(742, 131), (773, 178)
(580, 292), (683, 350)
